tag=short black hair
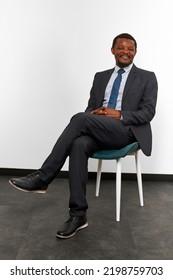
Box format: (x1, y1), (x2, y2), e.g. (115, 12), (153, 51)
(112, 33), (137, 49)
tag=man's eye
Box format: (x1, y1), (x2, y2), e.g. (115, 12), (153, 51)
(129, 48), (135, 51)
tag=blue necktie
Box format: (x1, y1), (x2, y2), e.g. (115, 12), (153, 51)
(108, 68), (125, 108)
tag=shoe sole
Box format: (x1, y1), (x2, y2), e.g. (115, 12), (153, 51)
(56, 222), (88, 239)
(8, 180), (47, 194)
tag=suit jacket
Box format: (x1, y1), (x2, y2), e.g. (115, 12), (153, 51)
(85, 64), (158, 156)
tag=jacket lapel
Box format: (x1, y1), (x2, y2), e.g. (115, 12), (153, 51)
(98, 68), (114, 106)
(122, 64), (137, 101)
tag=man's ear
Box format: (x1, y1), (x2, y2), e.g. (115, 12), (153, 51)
(111, 48), (114, 55)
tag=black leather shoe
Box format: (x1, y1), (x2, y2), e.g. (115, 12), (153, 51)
(56, 216), (88, 239)
(9, 172), (48, 193)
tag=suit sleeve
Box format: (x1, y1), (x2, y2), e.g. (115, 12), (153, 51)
(121, 72), (158, 125)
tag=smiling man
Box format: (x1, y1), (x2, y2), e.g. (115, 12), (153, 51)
(9, 33), (158, 239)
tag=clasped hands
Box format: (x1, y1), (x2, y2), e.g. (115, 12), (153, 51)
(91, 106), (121, 119)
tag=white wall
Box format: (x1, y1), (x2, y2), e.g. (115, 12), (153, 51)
(0, 0), (172, 174)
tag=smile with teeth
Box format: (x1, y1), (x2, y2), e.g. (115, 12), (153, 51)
(120, 54), (130, 59)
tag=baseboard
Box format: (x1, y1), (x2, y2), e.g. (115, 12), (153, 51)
(0, 168), (172, 182)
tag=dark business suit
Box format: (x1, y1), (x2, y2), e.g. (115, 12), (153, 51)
(85, 64), (158, 156)
(39, 64), (158, 216)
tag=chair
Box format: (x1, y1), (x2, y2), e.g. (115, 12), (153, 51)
(91, 142), (144, 221)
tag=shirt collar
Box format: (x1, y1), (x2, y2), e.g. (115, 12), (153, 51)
(115, 63), (133, 73)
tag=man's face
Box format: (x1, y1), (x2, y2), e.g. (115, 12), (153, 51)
(111, 38), (137, 68)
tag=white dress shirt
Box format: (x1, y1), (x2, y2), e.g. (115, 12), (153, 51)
(103, 63), (133, 110)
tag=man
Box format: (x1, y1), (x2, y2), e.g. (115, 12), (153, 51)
(9, 33), (158, 239)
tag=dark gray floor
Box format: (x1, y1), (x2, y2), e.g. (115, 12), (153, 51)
(0, 175), (173, 260)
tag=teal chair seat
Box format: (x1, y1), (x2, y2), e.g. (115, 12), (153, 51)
(92, 142), (139, 159)
(91, 142), (144, 221)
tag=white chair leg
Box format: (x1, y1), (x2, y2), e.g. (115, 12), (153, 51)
(116, 158), (122, 222)
(95, 159), (102, 196)
(135, 150), (144, 206)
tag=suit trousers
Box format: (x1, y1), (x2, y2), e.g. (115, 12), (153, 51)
(39, 112), (135, 216)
